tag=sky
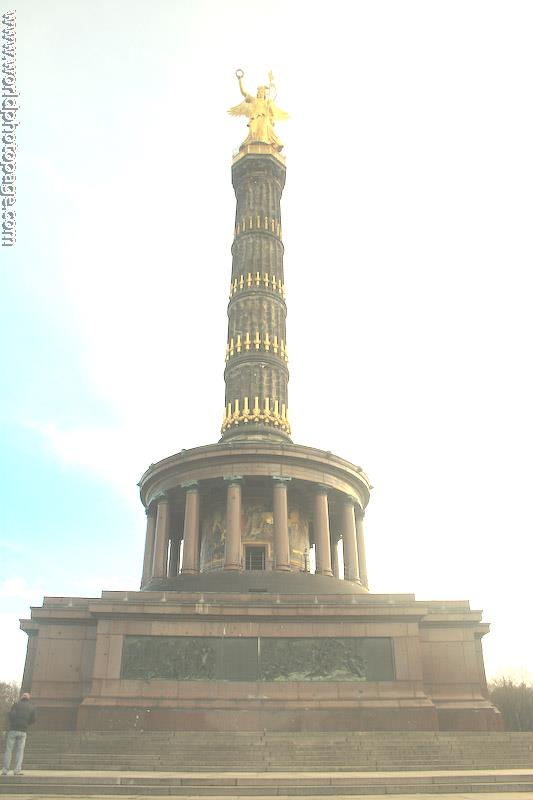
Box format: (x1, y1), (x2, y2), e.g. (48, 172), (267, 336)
(1, 0), (532, 684)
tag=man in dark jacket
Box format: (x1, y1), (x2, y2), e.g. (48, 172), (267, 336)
(1, 693), (36, 776)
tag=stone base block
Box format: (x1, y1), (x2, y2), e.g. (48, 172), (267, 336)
(21, 586), (502, 733)
(31, 705), (79, 731)
(436, 703), (503, 731)
(76, 702), (439, 732)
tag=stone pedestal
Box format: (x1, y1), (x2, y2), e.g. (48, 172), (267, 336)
(21, 586), (502, 732)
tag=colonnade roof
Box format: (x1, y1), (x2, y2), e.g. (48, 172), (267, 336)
(138, 441), (371, 511)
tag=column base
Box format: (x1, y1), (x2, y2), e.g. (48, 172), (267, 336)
(180, 569), (199, 575)
(274, 565), (292, 572)
(315, 569), (333, 577)
(224, 564), (242, 571)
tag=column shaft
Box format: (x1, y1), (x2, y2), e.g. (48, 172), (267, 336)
(314, 489), (333, 576)
(181, 485), (200, 574)
(273, 478), (291, 571)
(341, 500), (360, 583)
(169, 536), (180, 577)
(355, 509), (369, 589)
(152, 497), (170, 579)
(141, 507), (157, 587)
(331, 539), (340, 578)
(225, 481), (242, 570)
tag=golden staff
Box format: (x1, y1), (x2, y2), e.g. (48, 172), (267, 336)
(268, 69), (277, 101)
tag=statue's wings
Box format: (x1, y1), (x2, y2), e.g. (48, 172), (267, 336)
(270, 101), (289, 121)
(228, 100), (252, 118)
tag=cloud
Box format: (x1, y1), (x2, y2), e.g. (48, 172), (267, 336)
(0, 613), (28, 683)
(0, 579), (45, 683)
(0, 577), (43, 604)
(25, 419), (141, 501)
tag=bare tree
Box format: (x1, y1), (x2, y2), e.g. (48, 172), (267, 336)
(489, 677), (533, 731)
(0, 681), (21, 728)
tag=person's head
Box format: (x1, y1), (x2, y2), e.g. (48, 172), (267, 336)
(20, 692), (31, 701)
(257, 86), (267, 99)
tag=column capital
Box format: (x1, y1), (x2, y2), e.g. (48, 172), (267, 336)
(223, 474), (243, 486)
(272, 475), (291, 485)
(154, 491), (169, 505)
(181, 480), (199, 491)
(145, 503), (157, 517)
(354, 505), (365, 519)
(341, 494), (357, 508)
(314, 483), (329, 495)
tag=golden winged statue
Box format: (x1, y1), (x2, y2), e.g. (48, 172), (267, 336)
(228, 69), (288, 151)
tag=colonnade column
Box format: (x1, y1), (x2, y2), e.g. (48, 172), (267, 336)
(330, 537), (340, 578)
(313, 486), (333, 576)
(354, 506), (369, 589)
(341, 497), (361, 584)
(152, 493), (170, 579)
(141, 504), (157, 587)
(181, 482), (200, 574)
(168, 533), (180, 577)
(273, 476), (291, 571)
(224, 476), (242, 570)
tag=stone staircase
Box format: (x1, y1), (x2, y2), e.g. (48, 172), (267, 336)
(1, 769), (533, 796)
(0, 731), (532, 795)
(18, 730), (533, 772)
